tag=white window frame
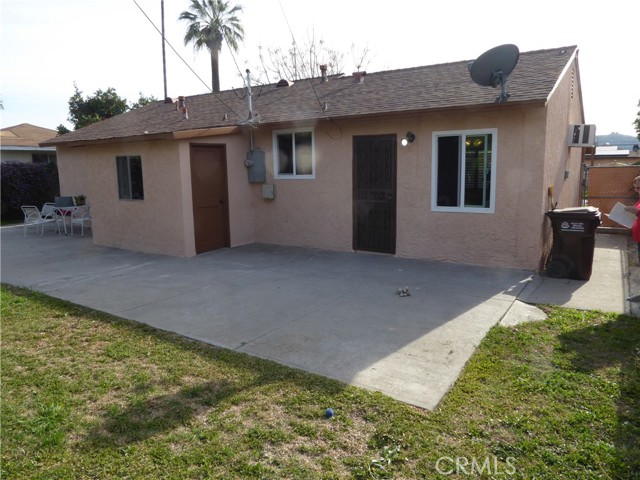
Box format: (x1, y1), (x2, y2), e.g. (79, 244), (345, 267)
(431, 128), (497, 214)
(273, 127), (316, 179)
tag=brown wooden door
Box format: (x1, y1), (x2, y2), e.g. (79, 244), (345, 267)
(190, 145), (229, 253)
(353, 135), (397, 254)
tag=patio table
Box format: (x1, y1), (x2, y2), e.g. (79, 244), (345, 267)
(55, 206), (91, 236)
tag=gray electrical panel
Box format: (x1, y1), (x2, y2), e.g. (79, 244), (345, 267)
(245, 150), (266, 183)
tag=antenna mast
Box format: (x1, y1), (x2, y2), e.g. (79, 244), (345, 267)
(246, 69), (253, 118)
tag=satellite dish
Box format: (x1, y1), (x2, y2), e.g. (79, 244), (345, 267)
(468, 44), (519, 103)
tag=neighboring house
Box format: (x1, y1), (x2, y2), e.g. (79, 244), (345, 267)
(582, 146), (640, 227)
(42, 45), (587, 272)
(584, 145), (640, 166)
(1, 123), (58, 163)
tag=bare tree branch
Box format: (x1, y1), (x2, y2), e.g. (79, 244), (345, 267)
(253, 31), (370, 84)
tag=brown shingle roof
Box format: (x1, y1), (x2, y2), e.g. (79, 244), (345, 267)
(42, 46), (577, 146)
(2, 123), (58, 147)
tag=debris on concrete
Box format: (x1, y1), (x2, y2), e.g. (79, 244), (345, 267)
(396, 286), (411, 297)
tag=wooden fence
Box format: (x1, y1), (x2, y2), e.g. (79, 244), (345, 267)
(584, 164), (640, 227)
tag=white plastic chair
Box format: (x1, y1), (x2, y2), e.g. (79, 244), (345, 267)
(41, 202), (62, 234)
(21, 205), (58, 237)
(69, 205), (92, 237)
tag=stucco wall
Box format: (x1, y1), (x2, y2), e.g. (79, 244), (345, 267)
(543, 57), (584, 211)
(57, 141), (189, 256)
(57, 133), (256, 257)
(538, 57), (586, 267)
(56, 146), (90, 201)
(250, 122), (353, 251)
(53, 58), (581, 271)
(249, 106), (549, 270)
(177, 134), (257, 255)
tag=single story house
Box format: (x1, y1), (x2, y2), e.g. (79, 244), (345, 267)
(2, 123), (57, 163)
(42, 45), (588, 271)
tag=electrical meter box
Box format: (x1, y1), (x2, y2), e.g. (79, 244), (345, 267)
(246, 150), (266, 183)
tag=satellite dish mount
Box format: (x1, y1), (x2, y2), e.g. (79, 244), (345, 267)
(490, 70), (509, 103)
(468, 44), (520, 103)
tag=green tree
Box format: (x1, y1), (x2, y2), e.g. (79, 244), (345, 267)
(130, 92), (159, 110)
(68, 83), (128, 130)
(179, 0), (244, 93)
(56, 124), (70, 135)
(67, 85), (158, 130)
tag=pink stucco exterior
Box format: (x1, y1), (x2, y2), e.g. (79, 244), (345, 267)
(250, 108), (547, 270)
(248, 57), (586, 271)
(54, 56), (585, 272)
(57, 134), (255, 257)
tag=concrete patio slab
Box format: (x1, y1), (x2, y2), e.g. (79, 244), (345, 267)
(0, 226), (629, 409)
(517, 233), (628, 314)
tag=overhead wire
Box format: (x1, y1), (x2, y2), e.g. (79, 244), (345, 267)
(225, 41), (249, 90)
(130, 0), (245, 122)
(277, 0), (326, 114)
(276, 1), (343, 140)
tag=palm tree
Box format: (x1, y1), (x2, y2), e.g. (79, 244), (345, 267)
(179, 0), (244, 93)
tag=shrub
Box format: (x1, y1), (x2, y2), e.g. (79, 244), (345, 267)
(1, 162), (60, 220)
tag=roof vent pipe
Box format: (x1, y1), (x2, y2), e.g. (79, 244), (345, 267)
(177, 96), (185, 111)
(320, 64), (328, 82)
(352, 71), (366, 83)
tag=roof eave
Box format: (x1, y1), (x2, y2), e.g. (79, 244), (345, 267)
(40, 132), (173, 148)
(41, 126), (242, 148)
(1, 145), (57, 151)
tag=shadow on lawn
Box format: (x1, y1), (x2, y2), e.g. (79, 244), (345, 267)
(83, 326), (347, 448)
(558, 313), (640, 477)
(86, 379), (237, 447)
(1, 284), (347, 449)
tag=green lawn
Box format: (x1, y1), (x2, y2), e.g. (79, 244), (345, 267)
(1, 284), (638, 479)
(1, 218), (22, 227)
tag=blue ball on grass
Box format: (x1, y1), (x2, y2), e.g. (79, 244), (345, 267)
(325, 408), (334, 418)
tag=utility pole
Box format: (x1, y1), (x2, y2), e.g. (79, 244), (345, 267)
(161, 0), (168, 101)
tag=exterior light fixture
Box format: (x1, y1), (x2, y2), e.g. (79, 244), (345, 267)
(401, 132), (415, 147)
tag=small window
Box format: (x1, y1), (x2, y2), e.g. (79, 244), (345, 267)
(116, 155), (144, 200)
(431, 129), (497, 213)
(273, 128), (315, 179)
(32, 153), (56, 164)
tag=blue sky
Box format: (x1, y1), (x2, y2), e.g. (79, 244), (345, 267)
(1, 0), (638, 137)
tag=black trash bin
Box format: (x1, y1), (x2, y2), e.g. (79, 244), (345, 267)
(545, 206), (601, 280)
